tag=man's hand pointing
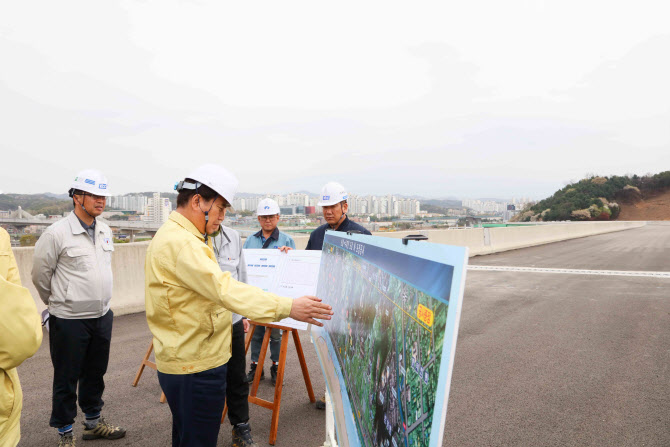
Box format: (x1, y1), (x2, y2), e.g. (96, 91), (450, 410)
(289, 296), (333, 327)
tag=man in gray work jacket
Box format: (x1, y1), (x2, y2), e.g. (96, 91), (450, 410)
(32, 170), (125, 447)
(212, 225), (257, 447)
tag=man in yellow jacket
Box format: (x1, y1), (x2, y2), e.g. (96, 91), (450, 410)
(145, 164), (333, 447)
(0, 227), (42, 446)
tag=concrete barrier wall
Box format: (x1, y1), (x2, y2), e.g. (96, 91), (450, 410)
(12, 242), (151, 317)
(293, 235), (310, 250)
(11, 221), (646, 316)
(482, 221), (645, 255)
(369, 228), (489, 254)
(367, 221), (646, 255)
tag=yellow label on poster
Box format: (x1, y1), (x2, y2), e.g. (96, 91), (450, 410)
(417, 304), (434, 327)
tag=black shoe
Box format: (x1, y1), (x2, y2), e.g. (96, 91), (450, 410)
(315, 394), (326, 410)
(245, 363), (264, 383)
(232, 423), (258, 447)
(270, 364), (278, 386)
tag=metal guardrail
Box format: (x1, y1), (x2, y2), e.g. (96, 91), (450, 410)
(0, 217), (162, 231)
(0, 218), (59, 225)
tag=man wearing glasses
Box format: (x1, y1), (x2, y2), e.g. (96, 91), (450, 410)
(33, 169), (125, 446)
(242, 198), (295, 385)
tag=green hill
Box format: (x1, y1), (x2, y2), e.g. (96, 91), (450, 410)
(0, 194), (72, 215)
(518, 171), (670, 222)
(0, 191), (179, 216)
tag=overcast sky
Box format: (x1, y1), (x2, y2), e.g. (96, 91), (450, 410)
(1, 1), (668, 199)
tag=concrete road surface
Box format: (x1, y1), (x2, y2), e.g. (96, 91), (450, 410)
(13, 224), (670, 446)
(445, 224), (670, 447)
(18, 317), (328, 446)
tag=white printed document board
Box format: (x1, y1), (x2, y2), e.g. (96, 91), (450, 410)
(243, 249), (322, 331)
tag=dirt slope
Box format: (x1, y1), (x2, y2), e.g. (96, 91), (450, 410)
(617, 189), (670, 220)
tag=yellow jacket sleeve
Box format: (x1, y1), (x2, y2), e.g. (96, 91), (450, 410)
(0, 229), (21, 287)
(0, 228), (41, 446)
(174, 240), (293, 322)
(0, 276), (43, 371)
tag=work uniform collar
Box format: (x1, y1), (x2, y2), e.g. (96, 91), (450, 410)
(331, 214), (350, 231)
(254, 227), (279, 241)
(75, 214), (96, 232)
(67, 211), (90, 235)
(215, 226), (232, 247)
(169, 211), (206, 242)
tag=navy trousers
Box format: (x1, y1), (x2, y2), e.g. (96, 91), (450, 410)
(158, 363), (228, 447)
(49, 310), (113, 428)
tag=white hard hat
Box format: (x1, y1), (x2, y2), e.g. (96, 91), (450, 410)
(176, 164), (239, 206)
(69, 169), (112, 197)
(257, 198), (280, 216)
(317, 182), (348, 206)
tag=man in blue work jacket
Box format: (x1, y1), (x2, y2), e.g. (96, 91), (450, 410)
(306, 181), (371, 408)
(243, 198), (295, 384)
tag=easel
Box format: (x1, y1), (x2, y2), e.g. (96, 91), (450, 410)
(132, 340), (167, 403)
(221, 321), (316, 445)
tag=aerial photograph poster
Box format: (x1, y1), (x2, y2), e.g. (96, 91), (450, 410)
(312, 231), (468, 447)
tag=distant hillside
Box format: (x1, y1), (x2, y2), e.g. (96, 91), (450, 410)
(0, 191), (182, 215)
(420, 199), (463, 214)
(516, 171), (670, 222)
(43, 193), (69, 199)
(0, 194), (72, 215)
(617, 188), (670, 221)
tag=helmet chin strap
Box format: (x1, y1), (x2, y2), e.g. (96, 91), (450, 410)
(75, 196), (95, 220)
(195, 188), (216, 245)
(203, 213), (209, 244)
(330, 212), (346, 229)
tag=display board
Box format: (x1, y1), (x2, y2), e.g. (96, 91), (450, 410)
(311, 232), (468, 447)
(244, 249), (322, 330)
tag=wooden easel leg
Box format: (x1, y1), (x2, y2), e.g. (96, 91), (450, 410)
(132, 341), (154, 387)
(133, 340), (167, 403)
(241, 323), (310, 445)
(292, 330), (316, 402)
(269, 330), (291, 445)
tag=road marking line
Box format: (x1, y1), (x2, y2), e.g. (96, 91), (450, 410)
(468, 265), (670, 278)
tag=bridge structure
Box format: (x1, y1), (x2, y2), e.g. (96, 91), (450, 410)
(0, 217), (257, 242)
(0, 217), (163, 242)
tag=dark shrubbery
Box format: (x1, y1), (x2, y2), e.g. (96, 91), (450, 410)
(530, 171), (669, 221)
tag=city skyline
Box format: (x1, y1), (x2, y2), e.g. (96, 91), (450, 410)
(101, 191), (533, 218)
(1, 188), (538, 204)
